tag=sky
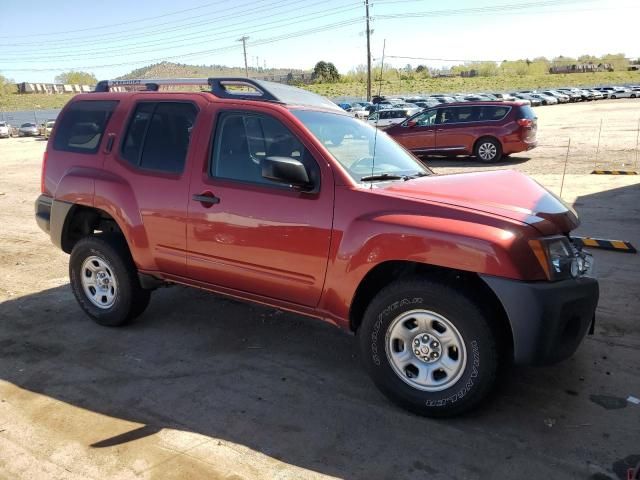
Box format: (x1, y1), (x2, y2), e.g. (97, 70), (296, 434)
(1, 0), (638, 83)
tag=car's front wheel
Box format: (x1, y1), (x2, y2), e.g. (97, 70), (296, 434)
(358, 279), (498, 417)
(70, 234), (151, 326)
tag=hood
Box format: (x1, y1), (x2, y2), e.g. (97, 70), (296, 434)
(380, 170), (579, 235)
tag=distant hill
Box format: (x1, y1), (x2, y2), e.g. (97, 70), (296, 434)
(117, 61), (309, 80)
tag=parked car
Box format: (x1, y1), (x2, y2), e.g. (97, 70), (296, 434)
(528, 93), (558, 105)
(511, 93), (541, 106)
(587, 89), (604, 100)
(368, 108), (414, 128)
(0, 121), (10, 138)
(411, 100), (440, 109)
(34, 77), (598, 418)
(556, 89), (583, 102)
(609, 88), (634, 99)
(541, 90), (571, 103)
(491, 93), (518, 102)
(43, 120), (55, 139)
(386, 101), (537, 163)
(18, 122), (39, 137)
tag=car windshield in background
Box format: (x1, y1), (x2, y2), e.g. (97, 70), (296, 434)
(292, 109), (430, 183)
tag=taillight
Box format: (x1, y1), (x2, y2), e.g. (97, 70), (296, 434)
(41, 150), (48, 194)
(517, 118), (533, 127)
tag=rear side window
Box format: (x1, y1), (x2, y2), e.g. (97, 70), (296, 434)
(54, 100), (118, 153)
(481, 106), (510, 121)
(121, 102), (197, 174)
(518, 105), (537, 119)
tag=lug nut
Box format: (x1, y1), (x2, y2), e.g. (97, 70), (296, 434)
(414, 339), (420, 346)
(431, 341), (439, 348)
(414, 349), (420, 355)
(422, 334), (429, 342)
(431, 352), (439, 359)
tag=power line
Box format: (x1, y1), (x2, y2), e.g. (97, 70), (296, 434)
(4, 0), (339, 48)
(0, 0), (251, 39)
(5, 18), (363, 72)
(1, 3), (361, 62)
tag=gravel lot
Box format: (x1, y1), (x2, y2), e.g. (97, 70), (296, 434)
(1, 99), (639, 480)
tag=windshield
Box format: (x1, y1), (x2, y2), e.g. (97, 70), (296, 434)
(292, 110), (430, 182)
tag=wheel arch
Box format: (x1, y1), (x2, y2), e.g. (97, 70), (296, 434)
(349, 260), (514, 361)
(59, 204), (127, 254)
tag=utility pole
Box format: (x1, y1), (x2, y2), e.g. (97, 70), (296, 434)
(238, 36), (249, 77)
(365, 0), (372, 101)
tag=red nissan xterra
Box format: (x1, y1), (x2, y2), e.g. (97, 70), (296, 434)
(35, 78), (598, 417)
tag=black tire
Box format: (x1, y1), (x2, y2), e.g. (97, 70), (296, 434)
(358, 279), (498, 417)
(474, 137), (502, 163)
(69, 234), (151, 326)
(610, 95), (616, 99)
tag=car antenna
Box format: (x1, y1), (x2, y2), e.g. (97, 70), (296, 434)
(369, 39), (386, 189)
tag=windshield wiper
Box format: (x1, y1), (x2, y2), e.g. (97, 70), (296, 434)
(360, 173), (405, 182)
(402, 172), (429, 180)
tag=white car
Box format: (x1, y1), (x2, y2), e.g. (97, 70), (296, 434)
(0, 121), (10, 139)
(541, 90), (571, 103)
(529, 93), (558, 105)
(367, 108), (413, 128)
(609, 88), (634, 99)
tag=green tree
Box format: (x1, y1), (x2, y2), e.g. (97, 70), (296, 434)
(0, 73), (15, 96)
(54, 71), (98, 85)
(312, 61), (340, 83)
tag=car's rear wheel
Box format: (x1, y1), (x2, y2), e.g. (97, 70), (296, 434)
(70, 234), (150, 326)
(610, 95), (617, 99)
(474, 137), (502, 163)
(358, 279), (498, 417)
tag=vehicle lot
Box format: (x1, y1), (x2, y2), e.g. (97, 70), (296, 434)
(0, 100), (639, 479)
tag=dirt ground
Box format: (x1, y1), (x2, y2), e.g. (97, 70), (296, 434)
(0, 99), (639, 480)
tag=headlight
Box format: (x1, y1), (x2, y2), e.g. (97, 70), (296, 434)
(529, 237), (591, 281)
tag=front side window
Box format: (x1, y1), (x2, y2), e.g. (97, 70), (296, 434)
(292, 109), (429, 182)
(212, 112), (317, 186)
(121, 102), (197, 173)
(54, 100), (118, 153)
(411, 109), (437, 127)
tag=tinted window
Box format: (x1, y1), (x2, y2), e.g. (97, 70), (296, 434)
(212, 112), (316, 186)
(518, 105), (537, 119)
(54, 100), (117, 153)
(121, 102), (197, 173)
(481, 106), (510, 120)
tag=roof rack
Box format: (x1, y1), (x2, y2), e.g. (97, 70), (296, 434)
(93, 77), (343, 111)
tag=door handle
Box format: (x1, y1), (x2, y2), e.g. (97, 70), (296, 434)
(104, 133), (115, 153)
(192, 193), (220, 205)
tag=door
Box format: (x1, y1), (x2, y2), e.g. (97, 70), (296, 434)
(435, 106), (480, 154)
(102, 98), (202, 276)
(391, 109), (437, 152)
(186, 106), (334, 307)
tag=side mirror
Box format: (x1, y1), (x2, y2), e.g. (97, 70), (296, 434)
(262, 156), (313, 190)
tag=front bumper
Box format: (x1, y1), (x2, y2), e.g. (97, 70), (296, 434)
(481, 275), (599, 365)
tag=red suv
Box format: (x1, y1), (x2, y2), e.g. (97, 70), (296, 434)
(35, 78), (597, 417)
(386, 101), (537, 162)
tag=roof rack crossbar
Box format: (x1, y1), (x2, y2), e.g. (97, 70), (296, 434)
(208, 78), (279, 102)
